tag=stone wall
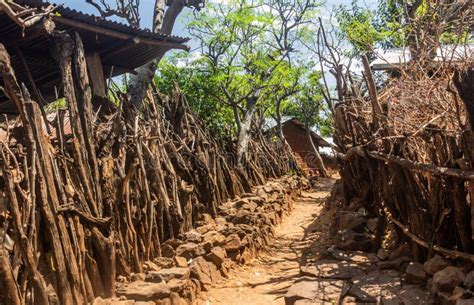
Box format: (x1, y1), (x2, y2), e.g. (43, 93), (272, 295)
(93, 175), (308, 305)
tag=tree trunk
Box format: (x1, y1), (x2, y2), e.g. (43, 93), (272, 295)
(128, 0), (185, 109)
(361, 54), (382, 125)
(236, 97), (257, 167)
(304, 120), (328, 177)
(275, 98), (286, 142)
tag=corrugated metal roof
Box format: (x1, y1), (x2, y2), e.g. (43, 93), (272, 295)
(0, 0), (191, 113)
(371, 44), (474, 71)
(0, 110), (71, 143)
(15, 0), (190, 44)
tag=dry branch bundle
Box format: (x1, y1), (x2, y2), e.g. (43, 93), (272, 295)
(334, 56), (474, 263)
(0, 32), (294, 304)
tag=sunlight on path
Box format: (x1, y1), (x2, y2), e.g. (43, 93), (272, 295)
(198, 179), (334, 305)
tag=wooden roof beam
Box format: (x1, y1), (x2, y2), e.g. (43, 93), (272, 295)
(52, 16), (190, 51)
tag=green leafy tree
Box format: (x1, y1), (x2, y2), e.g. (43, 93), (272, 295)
(154, 55), (235, 136)
(188, 0), (320, 167)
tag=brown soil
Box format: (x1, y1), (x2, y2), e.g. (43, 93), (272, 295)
(198, 177), (336, 305)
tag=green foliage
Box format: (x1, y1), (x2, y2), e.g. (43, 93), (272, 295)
(336, 0), (404, 53)
(154, 0), (333, 139)
(44, 98), (67, 111)
(154, 54), (235, 136)
(337, 0), (473, 53)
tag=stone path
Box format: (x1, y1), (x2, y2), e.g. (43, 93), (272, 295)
(199, 177), (434, 305)
(198, 178), (334, 305)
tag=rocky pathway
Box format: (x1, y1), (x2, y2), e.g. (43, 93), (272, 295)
(199, 177), (436, 305)
(198, 178), (335, 305)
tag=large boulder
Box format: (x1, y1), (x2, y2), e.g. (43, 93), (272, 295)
(433, 266), (466, 293)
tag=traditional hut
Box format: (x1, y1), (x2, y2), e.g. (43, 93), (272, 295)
(266, 117), (332, 175)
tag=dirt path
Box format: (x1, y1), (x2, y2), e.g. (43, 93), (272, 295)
(198, 178), (335, 305)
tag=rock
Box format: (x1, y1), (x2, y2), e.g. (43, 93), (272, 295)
(215, 217), (227, 226)
(424, 255), (450, 275)
(435, 292), (451, 305)
(143, 261), (162, 272)
(450, 286), (472, 302)
(300, 260), (364, 280)
(388, 243), (412, 260)
(131, 273), (146, 282)
(238, 247), (252, 264)
(195, 224), (214, 235)
(337, 212), (366, 232)
(184, 230), (202, 244)
(433, 266), (466, 293)
(233, 210), (252, 224)
(405, 262), (427, 284)
(116, 281), (170, 301)
(190, 256), (222, 289)
(464, 271), (474, 290)
(205, 246), (227, 267)
(174, 256), (188, 268)
(162, 244), (175, 258)
(377, 249), (390, 261)
(92, 298), (137, 305)
(220, 259), (234, 278)
(165, 239), (184, 249)
(153, 257), (175, 269)
(146, 268), (190, 283)
(457, 299), (474, 305)
(201, 213), (216, 225)
(117, 275), (128, 284)
(175, 243), (205, 260)
(155, 299), (171, 305)
(284, 278), (344, 304)
(366, 218), (378, 233)
(201, 231), (225, 252)
(224, 234), (241, 252)
(337, 232), (374, 252)
(169, 292), (188, 305)
(378, 257), (411, 271)
(426, 277), (434, 293)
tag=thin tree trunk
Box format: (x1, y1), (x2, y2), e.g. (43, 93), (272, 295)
(128, 0), (185, 109)
(275, 98), (285, 142)
(236, 97), (257, 167)
(361, 54), (382, 125)
(304, 120), (328, 177)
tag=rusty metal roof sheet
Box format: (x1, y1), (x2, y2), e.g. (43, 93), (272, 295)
(0, 0), (190, 114)
(15, 0), (190, 44)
